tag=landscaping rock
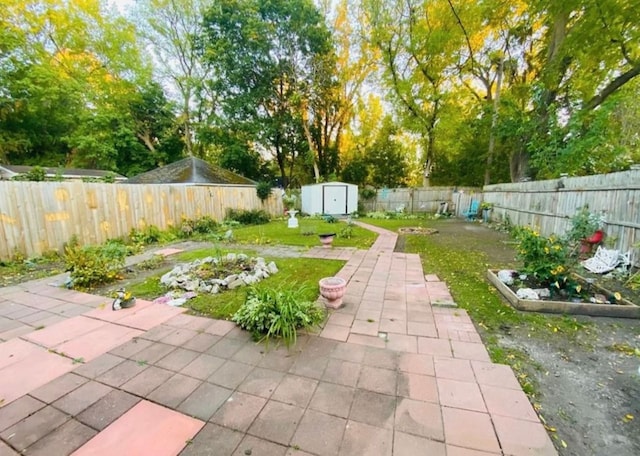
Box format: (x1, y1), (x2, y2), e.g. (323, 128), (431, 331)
(157, 254), (278, 295)
(516, 287), (540, 300)
(534, 288), (551, 299)
(498, 269), (517, 285)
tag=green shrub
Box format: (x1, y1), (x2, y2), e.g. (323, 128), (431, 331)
(194, 216), (218, 234)
(129, 225), (167, 245)
(226, 209), (270, 225)
(513, 226), (569, 286)
(256, 181), (273, 202)
(232, 286), (325, 348)
(64, 237), (126, 288)
(564, 205), (605, 245)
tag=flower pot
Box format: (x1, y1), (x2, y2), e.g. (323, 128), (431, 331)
(318, 233), (336, 249)
(319, 276), (347, 309)
(482, 209), (491, 223)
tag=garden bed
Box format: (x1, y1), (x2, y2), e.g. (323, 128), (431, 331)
(487, 269), (640, 318)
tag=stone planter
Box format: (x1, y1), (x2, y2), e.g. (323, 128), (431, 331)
(319, 277), (347, 309)
(487, 269), (640, 318)
(318, 233), (336, 249)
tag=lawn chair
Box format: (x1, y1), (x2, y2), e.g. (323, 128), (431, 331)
(463, 200), (480, 220)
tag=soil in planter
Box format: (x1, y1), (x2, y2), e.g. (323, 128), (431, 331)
(506, 272), (639, 306)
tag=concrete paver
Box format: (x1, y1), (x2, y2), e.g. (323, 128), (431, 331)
(71, 400), (203, 456)
(0, 222), (558, 455)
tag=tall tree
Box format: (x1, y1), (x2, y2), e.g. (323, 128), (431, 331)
(199, 0), (335, 187)
(0, 0), (153, 171)
(133, 0), (212, 157)
(364, 0), (465, 186)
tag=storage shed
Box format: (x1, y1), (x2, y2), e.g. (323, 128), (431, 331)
(301, 182), (358, 215)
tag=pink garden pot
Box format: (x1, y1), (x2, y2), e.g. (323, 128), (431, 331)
(319, 277), (347, 309)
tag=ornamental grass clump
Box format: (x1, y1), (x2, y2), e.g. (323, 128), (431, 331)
(232, 286), (325, 348)
(512, 226), (571, 287)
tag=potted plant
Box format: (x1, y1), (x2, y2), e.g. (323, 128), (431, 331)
(480, 202), (493, 223)
(318, 233), (336, 248)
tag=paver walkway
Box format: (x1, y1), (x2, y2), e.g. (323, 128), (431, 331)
(0, 224), (557, 455)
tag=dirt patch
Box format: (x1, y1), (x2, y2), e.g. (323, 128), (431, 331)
(408, 220), (640, 456)
(397, 227), (439, 235)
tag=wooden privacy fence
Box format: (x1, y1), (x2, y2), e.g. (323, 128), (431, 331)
(361, 187), (483, 216)
(483, 169), (640, 258)
(0, 181), (283, 260)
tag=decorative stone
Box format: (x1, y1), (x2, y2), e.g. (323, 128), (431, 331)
(157, 254), (278, 295)
(516, 288), (540, 300)
(498, 270), (517, 285)
(533, 288), (551, 299)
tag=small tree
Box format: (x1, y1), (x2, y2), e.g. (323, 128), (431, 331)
(256, 181), (272, 202)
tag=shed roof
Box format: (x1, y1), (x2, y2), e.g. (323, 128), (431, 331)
(123, 157), (255, 185)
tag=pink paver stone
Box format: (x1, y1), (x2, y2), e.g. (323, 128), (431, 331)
(0, 349), (75, 405)
(71, 400), (204, 456)
(83, 299), (154, 323)
(24, 316), (106, 348)
(0, 338), (41, 370)
(54, 324), (143, 362)
(154, 248), (184, 257)
(115, 302), (185, 330)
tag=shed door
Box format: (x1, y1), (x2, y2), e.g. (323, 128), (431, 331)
(323, 185), (348, 214)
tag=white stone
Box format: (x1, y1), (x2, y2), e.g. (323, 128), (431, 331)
(533, 288), (551, 299)
(516, 288), (539, 300)
(267, 262), (278, 274)
(498, 269), (516, 285)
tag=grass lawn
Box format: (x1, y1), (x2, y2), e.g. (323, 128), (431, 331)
(230, 218), (376, 249)
(127, 248), (345, 320)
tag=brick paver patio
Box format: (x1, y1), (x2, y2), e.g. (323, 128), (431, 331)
(0, 225), (557, 455)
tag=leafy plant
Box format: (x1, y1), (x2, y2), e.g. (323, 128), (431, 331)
(564, 206), (605, 245)
(137, 254), (165, 270)
(129, 224), (168, 245)
(232, 286), (325, 348)
(12, 166), (46, 181)
(512, 226), (570, 286)
(360, 187), (377, 200)
(64, 236), (126, 288)
(226, 208), (270, 225)
(256, 181), (273, 202)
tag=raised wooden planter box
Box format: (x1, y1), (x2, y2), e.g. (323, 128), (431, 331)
(487, 270), (640, 319)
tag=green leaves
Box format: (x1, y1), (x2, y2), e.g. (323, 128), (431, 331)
(232, 286), (326, 348)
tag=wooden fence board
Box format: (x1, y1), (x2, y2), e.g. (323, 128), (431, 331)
(0, 182), (283, 260)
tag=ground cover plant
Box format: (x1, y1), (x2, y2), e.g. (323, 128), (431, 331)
(232, 285), (326, 348)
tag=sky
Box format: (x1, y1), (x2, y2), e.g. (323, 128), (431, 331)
(111, 0), (134, 15)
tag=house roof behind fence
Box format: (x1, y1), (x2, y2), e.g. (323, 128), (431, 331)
(0, 165), (125, 180)
(123, 156), (256, 185)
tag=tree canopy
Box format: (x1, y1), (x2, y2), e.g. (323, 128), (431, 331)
(0, 0), (638, 185)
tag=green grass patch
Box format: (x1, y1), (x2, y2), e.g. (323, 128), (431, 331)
(230, 219), (376, 249)
(175, 247), (258, 262)
(126, 254), (345, 320)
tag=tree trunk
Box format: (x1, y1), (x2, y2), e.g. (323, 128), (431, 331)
(485, 58), (503, 186)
